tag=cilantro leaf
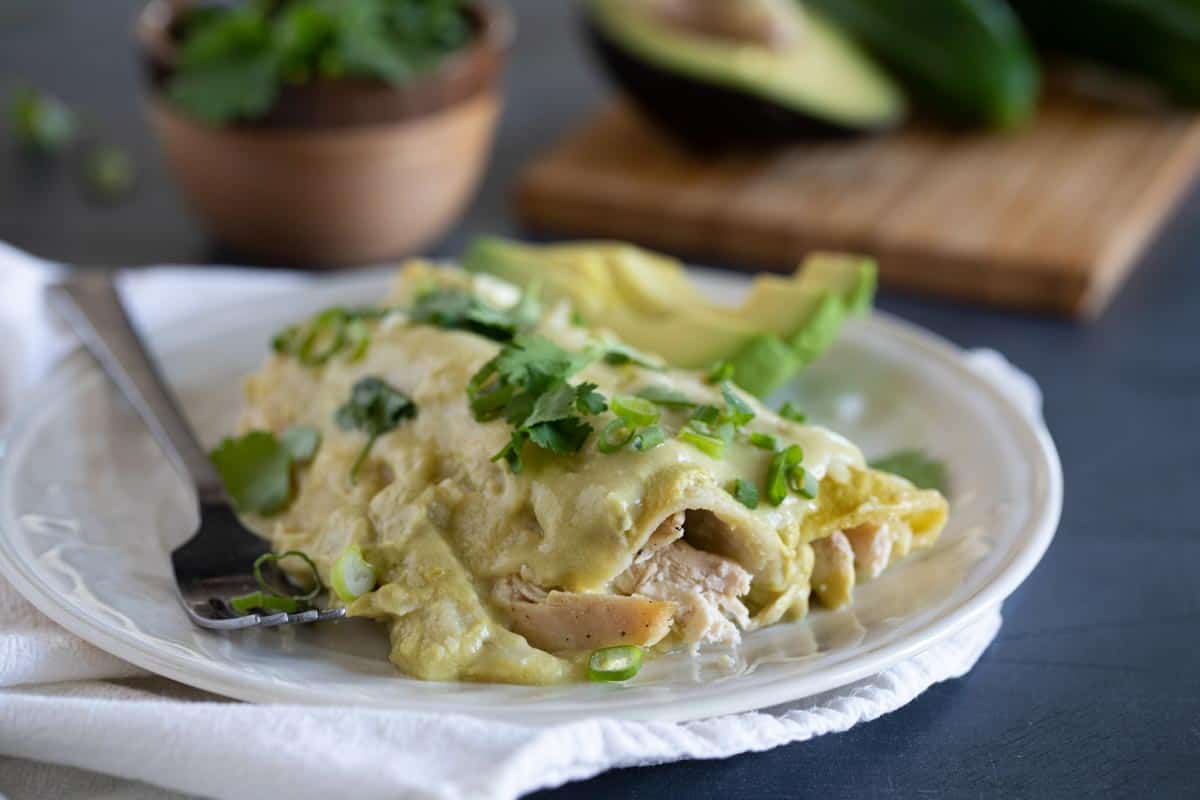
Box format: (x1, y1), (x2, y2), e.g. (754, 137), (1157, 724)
(493, 334), (593, 391)
(492, 430), (528, 473)
(275, 4), (338, 76)
(166, 0), (471, 124)
(524, 381), (587, 428)
(210, 431), (295, 515)
(168, 56), (280, 124)
(279, 425), (321, 463)
(169, 3), (280, 125)
(468, 336), (607, 472)
(177, 4), (272, 66)
(870, 449), (949, 493)
(575, 383), (608, 415)
(409, 286), (539, 343)
(494, 417), (594, 472)
(333, 0), (412, 83)
(527, 417), (594, 455)
(336, 376), (416, 482)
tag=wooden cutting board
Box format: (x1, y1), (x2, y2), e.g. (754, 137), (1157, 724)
(518, 91), (1200, 318)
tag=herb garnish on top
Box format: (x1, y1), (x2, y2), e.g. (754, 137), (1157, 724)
(210, 425), (322, 514)
(335, 376), (417, 483)
(467, 334), (608, 473)
(409, 285), (540, 343)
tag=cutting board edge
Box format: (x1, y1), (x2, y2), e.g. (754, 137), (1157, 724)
(516, 95), (1200, 319)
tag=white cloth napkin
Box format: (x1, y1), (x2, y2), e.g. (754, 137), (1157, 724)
(0, 241), (1016, 800)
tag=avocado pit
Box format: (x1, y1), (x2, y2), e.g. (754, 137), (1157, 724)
(651, 0), (804, 49)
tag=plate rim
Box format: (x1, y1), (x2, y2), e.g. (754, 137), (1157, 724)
(0, 271), (1063, 723)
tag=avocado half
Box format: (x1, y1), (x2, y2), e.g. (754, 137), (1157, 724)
(463, 236), (876, 397)
(584, 0), (906, 147)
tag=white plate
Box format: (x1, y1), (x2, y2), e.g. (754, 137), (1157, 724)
(0, 269), (1061, 723)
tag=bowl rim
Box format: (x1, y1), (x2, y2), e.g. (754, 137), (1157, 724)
(135, 0), (514, 129)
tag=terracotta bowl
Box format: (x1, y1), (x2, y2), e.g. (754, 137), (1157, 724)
(136, 1), (513, 266)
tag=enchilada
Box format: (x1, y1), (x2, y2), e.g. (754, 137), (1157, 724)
(225, 262), (948, 684)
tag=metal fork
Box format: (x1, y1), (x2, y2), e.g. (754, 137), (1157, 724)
(47, 273), (345, 629)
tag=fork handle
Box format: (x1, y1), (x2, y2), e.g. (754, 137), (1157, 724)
(47, 274), (226, 503)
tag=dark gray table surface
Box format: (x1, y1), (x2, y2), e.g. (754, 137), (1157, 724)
(3, 2), (1197, 798)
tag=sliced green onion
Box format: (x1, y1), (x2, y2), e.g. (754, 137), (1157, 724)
(602, 343), (665, 369)
(633, 425), (666, 451)
(587, 645), (644, 682)
(727, 478), (759, 509)
(679, 427), (726, 459)
(469, 382), (516, 421)
(691, 404), (722, 426)
(598, 418), (635, 454)
(766, 445), (805, 506)
(778, 401), (807, 424)
(344, 318), (371, 362)
(749, 432), (778, 451)
(611, 395), (660, 427)
(297, 309), (348, 366)
(713, 420), (735, 446)
(706, 360), (734, 383)
(720, 382), (755, 426)
(636, 385), (697, 408)
(271, 324), (302, 355)
(791, 466), (819, 499)
(330, 545), (377, 603)
(230, 591), (302, 615)
(765, 456), (788, 506)
(253, 550), (322, 602)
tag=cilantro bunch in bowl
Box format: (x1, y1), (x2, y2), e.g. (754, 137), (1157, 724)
(167, 0), (474, 124)
(135, 0), (512, 264)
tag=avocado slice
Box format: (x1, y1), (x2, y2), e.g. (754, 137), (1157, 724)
(584, 0), (906, 146)
(737, 253), (876, 338)
(462, 238), (700, 318)
(462, 237), (876, 397)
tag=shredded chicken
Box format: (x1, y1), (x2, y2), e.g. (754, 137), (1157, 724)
(811, 531), (855, 609)
(637, 512), (685, 562)
(494, 573), (548, 604)
(844, 522), (892, 579)
(495, 513), (752, 651)
(494, 577), (675, 652)
(612, 538), (752, 646)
